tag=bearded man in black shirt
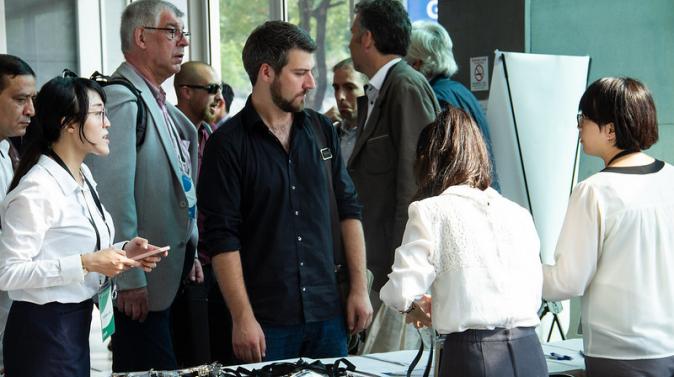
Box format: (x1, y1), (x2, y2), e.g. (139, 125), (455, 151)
(197, 21), (372, 363)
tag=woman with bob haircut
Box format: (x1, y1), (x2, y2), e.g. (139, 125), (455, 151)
(380, 107), (547, 377)
(543, 77), (674, 376)
(0, 74), (166, 376)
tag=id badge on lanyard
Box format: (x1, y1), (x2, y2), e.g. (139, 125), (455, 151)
(98, 278), (116, 341)
(182, 173), (196, 220)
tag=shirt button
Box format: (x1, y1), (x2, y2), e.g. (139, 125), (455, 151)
(294, 210), (299, 216)
(297, 235), (302, 242)
(300, 262), (304, 267)
(289, 159), (293, 164)
(302, 287), (306, 292)
(291, 185), (296, 190)
(179, 201), (187, 208)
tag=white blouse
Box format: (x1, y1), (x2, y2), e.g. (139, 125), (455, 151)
(380, 185), (542, 335)
(543, 161), (674, 359)
(0, 141), (13, 195)
(0, 155), (121, 304)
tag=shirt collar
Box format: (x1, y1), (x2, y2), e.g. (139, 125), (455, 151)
(440, 184), (499, 201)
(368, 57), (401, 91)
(129, 64), (167, 106)
(241, 95), (307, 132)
(198, 121), (212, 133)
(37, 154), (81, 195)
(0, 140), (10, 158)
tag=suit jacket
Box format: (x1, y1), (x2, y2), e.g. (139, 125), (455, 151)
(86, 62), (199, 311)
(347, 61), (440, 291)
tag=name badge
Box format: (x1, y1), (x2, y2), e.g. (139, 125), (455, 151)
(181, 173), (197, 220)
(98, 278), (115, 341)
(320, 148), (333, 161)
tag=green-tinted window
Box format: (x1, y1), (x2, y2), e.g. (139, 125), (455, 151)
(288, 1), (352, 111)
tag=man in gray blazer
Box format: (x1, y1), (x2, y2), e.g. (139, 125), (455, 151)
(348, 0), (440, 309)
(85, 0), (200, 372)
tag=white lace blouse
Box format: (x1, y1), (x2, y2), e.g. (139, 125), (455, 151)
(380, 185), (542, 334)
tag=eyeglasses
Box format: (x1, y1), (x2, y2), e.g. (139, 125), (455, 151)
(88, 109), (108, 123)
(143, 26), (190, 41)
(180, 83), (221, 95)
(576, 112), (585, 128)
(62, 68), (79, 78)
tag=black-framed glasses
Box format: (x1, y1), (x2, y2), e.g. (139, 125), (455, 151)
(180, 83), (221, 94)
(87, 109), (108, 123)
(143, 26), (190, 41)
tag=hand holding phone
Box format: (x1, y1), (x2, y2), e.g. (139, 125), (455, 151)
(130, 246), (170, 261)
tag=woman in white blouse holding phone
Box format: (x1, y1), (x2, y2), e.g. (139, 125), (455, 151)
(0, 74), (165, 376)
(380, 107), (547, 377)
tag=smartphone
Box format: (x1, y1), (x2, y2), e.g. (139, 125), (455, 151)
(131, 246), (170, 261)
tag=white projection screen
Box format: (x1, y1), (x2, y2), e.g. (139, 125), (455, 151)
(487, 51), (590, 263)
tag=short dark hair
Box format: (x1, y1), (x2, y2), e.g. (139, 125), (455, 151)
(221, 82), (234, 112)
(0, 54), (35, 93)
(414, 107), (491, 201)
(332, 58), (367, 84)
(9, 76), (106, 192)
(355, 0), (411, 56)
(242, 21), (316, 85)
(579, 77), (658, 151)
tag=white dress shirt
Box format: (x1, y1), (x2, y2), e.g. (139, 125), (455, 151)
(0, 140), (13, 194)
(364, 57), (401, 127)
(380, 185), (542, 335)
(0, 139), (14, 368)
(543, 161), (674, 359)
(0, 155), (122, 304)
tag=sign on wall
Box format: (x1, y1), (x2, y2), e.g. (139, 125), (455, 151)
(470, 56), (489, 91)
(407, 0), (438, 22)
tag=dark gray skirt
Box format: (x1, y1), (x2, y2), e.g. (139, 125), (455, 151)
(585, 354), (674, 377)
(438, 326), (548, 377)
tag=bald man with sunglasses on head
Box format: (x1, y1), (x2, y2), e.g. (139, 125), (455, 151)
(172, 61), (226, 367)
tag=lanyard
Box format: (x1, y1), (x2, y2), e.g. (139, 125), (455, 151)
(606, 149), (637, 167)
(160, 104), (191, 175)
(48, 152), (111, 251)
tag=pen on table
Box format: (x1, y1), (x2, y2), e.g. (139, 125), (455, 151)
(546, 352), (572, 360)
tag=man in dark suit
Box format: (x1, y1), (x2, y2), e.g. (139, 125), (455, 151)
(347, 0), (440, 352)
(85, 0), (201, 372)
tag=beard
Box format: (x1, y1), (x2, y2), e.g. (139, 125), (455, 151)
(201, 105), (216, 124)
(271, 78), (305, 113)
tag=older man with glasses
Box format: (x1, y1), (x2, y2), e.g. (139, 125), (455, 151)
(84, 0), (201, 372)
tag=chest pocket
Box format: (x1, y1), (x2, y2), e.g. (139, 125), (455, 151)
(364, 134), (394, 175)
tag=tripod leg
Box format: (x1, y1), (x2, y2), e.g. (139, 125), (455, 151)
(552, 314), (566, 341)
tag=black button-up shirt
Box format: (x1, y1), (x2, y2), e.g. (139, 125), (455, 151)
(197, 97), (362, 325)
